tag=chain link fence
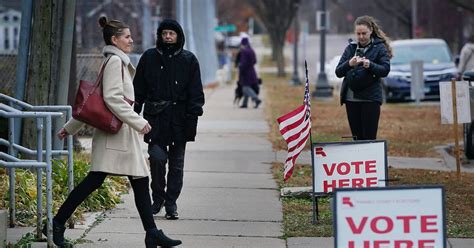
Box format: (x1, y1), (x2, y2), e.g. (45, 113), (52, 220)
(76, 53), (103, 83)
(0, 53), (104, 96)
(0, 53), (17, 95)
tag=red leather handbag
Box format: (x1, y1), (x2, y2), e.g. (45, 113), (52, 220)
(72, 57), (132, 134)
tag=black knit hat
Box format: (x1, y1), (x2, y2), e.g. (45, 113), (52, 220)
(156, 19), (185, 51)
(158, 21), (181, 34)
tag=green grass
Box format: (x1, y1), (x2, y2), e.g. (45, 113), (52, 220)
(282, 197), (333, 238)
(273, 163), (474, 238)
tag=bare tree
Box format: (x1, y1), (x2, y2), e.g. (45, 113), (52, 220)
(245, 0), (300, 77)
(373, 0), (411, 36)
(448, 0), (474, 12)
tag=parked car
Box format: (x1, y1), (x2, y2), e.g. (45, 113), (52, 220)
(326, 55), (343, 88)
(383, 39), (458, 102)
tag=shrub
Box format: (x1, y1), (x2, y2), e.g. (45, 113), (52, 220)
(0, 153), (129, 226)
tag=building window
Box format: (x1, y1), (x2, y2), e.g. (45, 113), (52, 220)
(13, 16), (19, 22)
(4, 28), (9, 49)
(14, 28), (18, 49)
(3, 16), (9, 22)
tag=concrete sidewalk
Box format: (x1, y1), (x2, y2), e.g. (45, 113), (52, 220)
(73, 83), (473, 248)
(70, 84), (285, 247)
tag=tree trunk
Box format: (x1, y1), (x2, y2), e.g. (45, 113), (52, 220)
(269, 30), (286, 76)
(244, 0), (299, 77)
(274, 41), (285, 77)
(270, 39), (277, 61)
(22, 0), (62, 149)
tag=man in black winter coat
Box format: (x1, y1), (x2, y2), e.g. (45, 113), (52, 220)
(133, 19), (205, 220)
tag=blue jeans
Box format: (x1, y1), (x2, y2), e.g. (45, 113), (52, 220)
(148, 142), (186, 213)
(241, 86), (260, 107)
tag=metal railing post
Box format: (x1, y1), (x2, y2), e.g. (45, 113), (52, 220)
(45, 116), (53, 247)
(0, 95), (74, 247)
(66, 109), (74, 228)
(8, 115), (15, 227)
(66, 109), (73, 194)
(36, 118), (43, 238)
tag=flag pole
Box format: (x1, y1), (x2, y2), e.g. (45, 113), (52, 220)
(305, 60), (318, 224)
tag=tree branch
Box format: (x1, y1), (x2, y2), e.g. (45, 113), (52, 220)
(447, 0), (474, 12)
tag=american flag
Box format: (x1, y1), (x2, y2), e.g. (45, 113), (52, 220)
(277, 61), (311, 181)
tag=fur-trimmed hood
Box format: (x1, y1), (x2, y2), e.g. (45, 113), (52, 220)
(156, 19), (185, 54)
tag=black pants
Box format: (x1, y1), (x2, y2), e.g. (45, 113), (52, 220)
(345, 101), (381, 140)
(148, 142), (186, 213)
(54, 171), (156, 231)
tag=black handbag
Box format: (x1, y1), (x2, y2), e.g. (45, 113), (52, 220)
(143, 100), (171, 115)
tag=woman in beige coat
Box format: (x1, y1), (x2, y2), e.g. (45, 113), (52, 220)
(44, 17), (181, 247)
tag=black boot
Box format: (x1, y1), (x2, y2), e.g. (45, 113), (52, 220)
(254, 99), (262, 108)
(151, 201), (165, 215)
(145, 228), (182, 247)
(42, 219), (66, 246)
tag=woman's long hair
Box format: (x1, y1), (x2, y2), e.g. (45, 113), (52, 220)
(355, 15), (393, 59)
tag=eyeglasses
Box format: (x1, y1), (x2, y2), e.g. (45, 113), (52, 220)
(161, 30), (177, 37)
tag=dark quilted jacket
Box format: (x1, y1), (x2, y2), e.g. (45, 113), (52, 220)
(335, 37), (391, 105)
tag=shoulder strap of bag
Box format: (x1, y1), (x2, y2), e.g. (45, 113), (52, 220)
(94, 56), (131, 103)
(93, 55), (125, 88)
(94, 56), (113, 88)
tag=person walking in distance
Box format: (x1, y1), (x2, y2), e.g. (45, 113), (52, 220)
(458, 34), (474, 77)
(238, 37), (262, 108)
(48, 17), (181, 247)
(335, 15), (392, 140)
(133, 19), (205, 220)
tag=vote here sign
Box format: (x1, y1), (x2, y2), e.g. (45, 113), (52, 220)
(334, 186), (446, 248)
(312, 141), (387, 194)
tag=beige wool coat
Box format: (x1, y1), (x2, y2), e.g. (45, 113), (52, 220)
(65, 45), (149, 177)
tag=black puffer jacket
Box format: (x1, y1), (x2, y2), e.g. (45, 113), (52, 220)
(335, 37), (390, 105)
(134, 19), (205, 146)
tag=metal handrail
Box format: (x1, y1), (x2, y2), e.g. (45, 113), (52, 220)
(0, 93), (74, 247)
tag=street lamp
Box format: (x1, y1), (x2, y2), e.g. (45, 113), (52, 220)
(291, 11), (301, 86)
(312, 0), (332, 98)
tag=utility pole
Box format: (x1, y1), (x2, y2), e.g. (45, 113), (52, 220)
(142, 0), (152, 51)
(411, 0), (417, 38)
(54, 0), (76, 151)
(313, 0), (332, 98)
(13, 0), (33, 154)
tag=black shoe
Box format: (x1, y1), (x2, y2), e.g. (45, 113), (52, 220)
(254, 99), (262, 108)
(165, 211), (179, 220)
(239, 105), (248, 108)
(42, 219), (66, 246)
(145, 228), (182, 247)
(151, 201), (165, 215)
